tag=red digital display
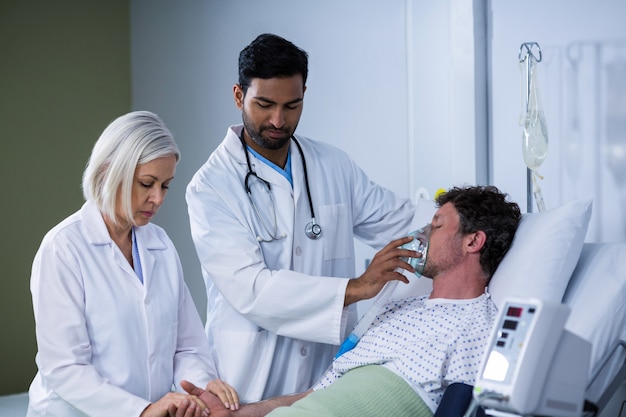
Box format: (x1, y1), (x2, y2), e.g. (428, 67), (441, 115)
(507, 306), (523, 317)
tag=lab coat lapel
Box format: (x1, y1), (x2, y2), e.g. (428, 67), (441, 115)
(289, 139), (305, 208)
(253, 157), (295, 246)
(133, 225), (167, 287)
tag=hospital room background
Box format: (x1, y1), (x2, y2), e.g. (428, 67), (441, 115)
(2, 0), (625, 414)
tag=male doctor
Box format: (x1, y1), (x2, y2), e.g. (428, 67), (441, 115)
(186, 33), (417, 403)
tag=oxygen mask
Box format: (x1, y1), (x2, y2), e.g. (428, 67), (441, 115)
(400, 223), (431, 277)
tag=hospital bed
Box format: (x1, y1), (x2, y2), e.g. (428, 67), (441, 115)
(2, 199), (625, 416)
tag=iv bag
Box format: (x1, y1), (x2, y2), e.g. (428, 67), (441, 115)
(522, 60), (549, 170)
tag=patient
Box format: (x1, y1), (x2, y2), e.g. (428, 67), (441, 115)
(174, 185), (522, 417)
(27, 111), (239, 417)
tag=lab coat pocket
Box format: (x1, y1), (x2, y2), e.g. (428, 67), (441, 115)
(318, 203), (351, 260)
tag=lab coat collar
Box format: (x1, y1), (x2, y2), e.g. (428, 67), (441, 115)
(224, 125), (247, 166)
(79, 199), (168, 250)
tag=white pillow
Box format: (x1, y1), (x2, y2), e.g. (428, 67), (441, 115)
(488, 199), (593, 311)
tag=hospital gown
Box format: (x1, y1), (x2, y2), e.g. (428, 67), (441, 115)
(314, 292), (497, 413)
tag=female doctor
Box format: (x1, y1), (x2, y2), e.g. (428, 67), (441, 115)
(27, 111), (239, 417)
(185, 34), (418, 403)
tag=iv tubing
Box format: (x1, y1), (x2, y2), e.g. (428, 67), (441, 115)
(334, 280), (399, 359)
(532, 171), (546, 212)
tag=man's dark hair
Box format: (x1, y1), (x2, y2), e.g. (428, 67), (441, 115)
(238, 33), (309, 94)
(436, 185), (521, 281)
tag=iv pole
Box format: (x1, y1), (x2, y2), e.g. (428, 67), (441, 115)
(518, 42), (543, 213)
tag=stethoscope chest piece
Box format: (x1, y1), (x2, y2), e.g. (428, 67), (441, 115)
(305, 220), (322, 240)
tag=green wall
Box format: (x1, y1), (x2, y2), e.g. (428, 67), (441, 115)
(0, 1), (130, 395)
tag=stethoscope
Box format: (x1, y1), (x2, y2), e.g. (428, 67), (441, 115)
(239, 131), (322, 242)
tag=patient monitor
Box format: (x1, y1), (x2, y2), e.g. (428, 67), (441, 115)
(474, 297), (591, 417)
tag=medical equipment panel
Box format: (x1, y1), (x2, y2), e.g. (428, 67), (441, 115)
(474, 297), (591, 416)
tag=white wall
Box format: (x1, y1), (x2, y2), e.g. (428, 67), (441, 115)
(408, 0), (489, 197)
(490, 0), (626, 242)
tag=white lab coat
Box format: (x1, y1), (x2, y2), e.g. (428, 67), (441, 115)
(27, 200), (216, 417)
(186, 125), (416, 402)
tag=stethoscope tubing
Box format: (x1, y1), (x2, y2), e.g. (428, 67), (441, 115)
(239, 130), (321, 241)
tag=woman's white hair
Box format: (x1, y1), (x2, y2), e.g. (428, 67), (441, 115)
(82, 111), (180, 226)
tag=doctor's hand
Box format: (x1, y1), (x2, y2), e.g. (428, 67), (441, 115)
(177, 381), (234, 417)
(205, 379), (239, 411)
(344, 236), (418, 306)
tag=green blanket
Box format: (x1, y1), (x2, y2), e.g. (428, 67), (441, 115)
(267, 365), (433, 417)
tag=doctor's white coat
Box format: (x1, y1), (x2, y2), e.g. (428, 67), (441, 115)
(28, 200), (216, 417)
(186, 125), (416, 402)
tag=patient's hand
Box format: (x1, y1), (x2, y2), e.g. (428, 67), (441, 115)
(179, 380), (308, 417)
(143, 392), (207, 417)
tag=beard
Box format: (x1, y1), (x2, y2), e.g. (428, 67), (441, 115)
(422, 234), (464, 279)
(242, 111), (295, 150)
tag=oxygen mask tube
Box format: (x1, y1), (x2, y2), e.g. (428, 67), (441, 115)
(333, 279), (399, 359)
(334, 224), (431, 360)
(520, 53), (548, 212)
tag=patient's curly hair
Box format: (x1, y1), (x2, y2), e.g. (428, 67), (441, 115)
(437, 185), (521, 282)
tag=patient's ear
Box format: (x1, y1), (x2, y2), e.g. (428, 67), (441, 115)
(465, 230), (486, 253)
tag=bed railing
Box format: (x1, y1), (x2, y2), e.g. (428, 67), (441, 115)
(585, 339), (626, 414)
